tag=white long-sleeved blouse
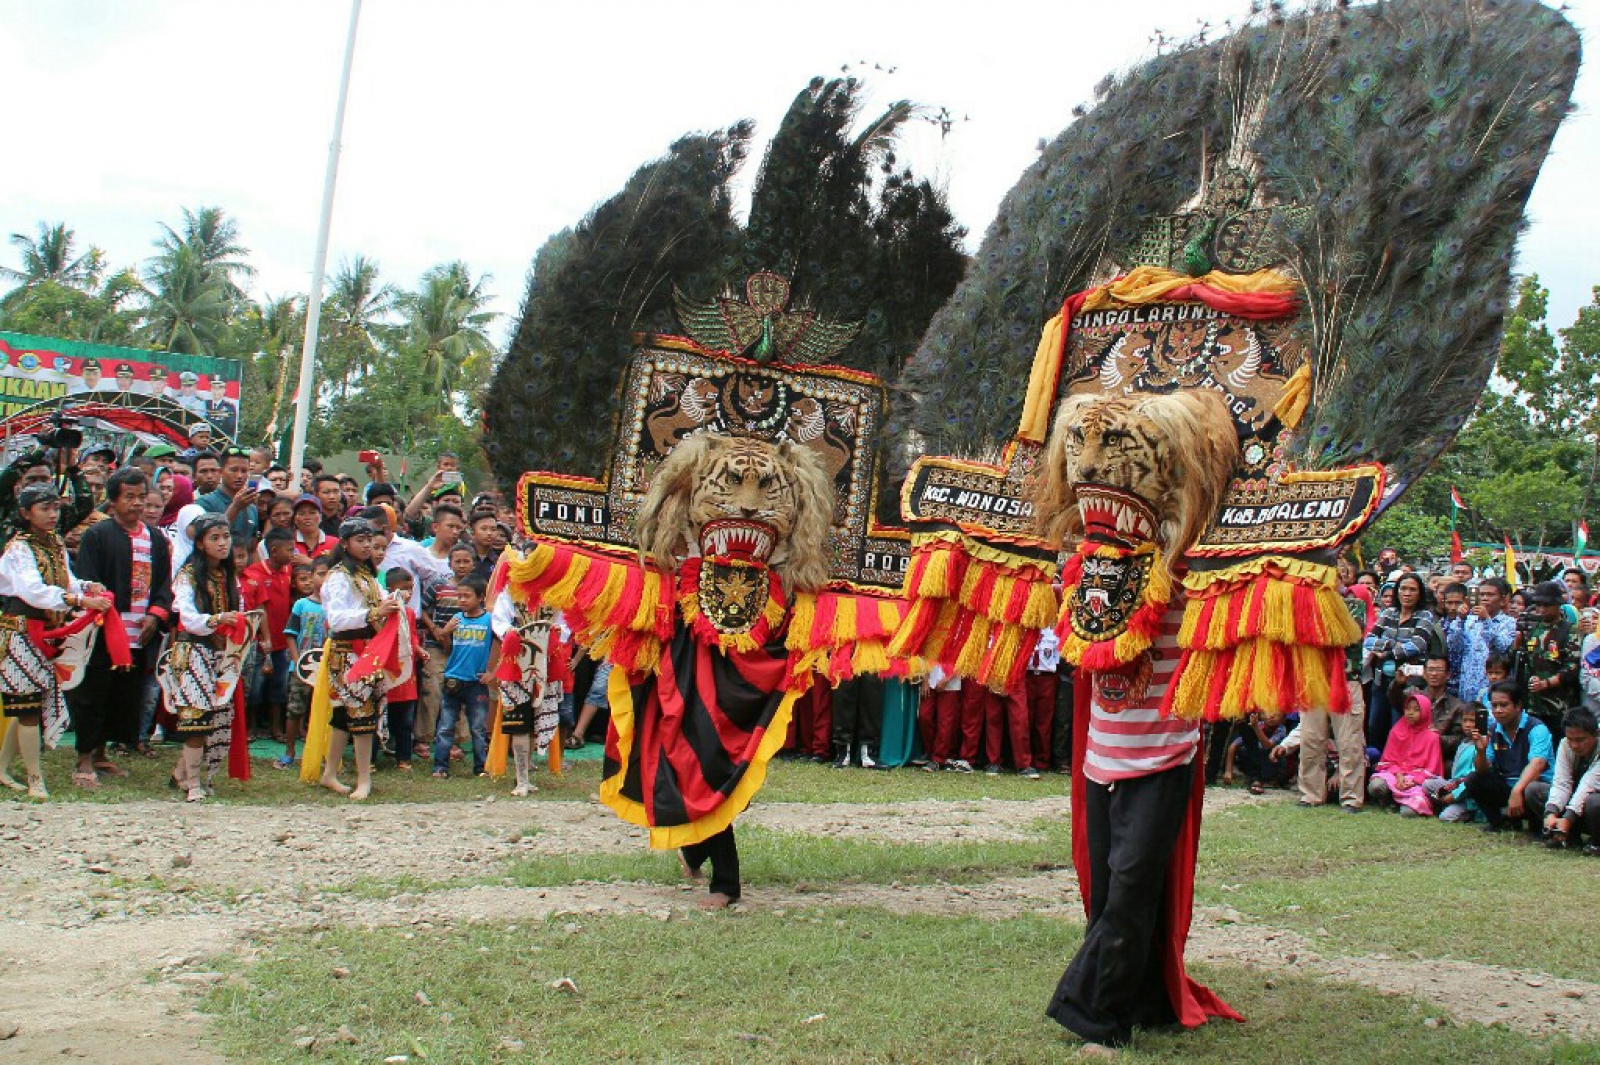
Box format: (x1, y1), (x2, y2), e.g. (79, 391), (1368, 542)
(0, 537), (86, 613)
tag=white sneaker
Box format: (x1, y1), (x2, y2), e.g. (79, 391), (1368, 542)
(945, 759), (974, 774)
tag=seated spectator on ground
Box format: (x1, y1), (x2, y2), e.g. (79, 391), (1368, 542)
(1541, 706), (1600, 855)
(1463, 681), (1553, 836)
(1222, 712), (1295, 794)
(1367, 691), (1445, 817)
(1428, 710), (1485, 823)
(1388, 656), (1466, 764)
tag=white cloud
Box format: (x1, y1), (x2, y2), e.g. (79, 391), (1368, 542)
(3, 0), (1596, 341)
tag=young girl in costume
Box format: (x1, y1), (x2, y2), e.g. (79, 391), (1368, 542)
(0, 485), (112, 799)
(163, 513), (248, 802)
(304, 516), (401, 800)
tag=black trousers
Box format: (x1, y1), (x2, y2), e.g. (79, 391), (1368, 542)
(1047, 762), (1193, 1047)
(1051, 672), (1074, 770)
(68, 642), (147, 754)
(830, 675), (883, 748)
(1562, 796), (1600, 846)
(681, 825), (740, 899)
(1463, 770), (1541, 832)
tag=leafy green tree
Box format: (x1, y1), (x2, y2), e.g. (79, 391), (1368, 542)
(392, 261), (496, 410)
(0, 270), (143, 344)
(139, 241), (231, 355)
(320, 256), (397, 397)
(1, 222), (103, 305)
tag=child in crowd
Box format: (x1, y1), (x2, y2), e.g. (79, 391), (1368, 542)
(277, 559), (329, 769)
(381, 567), (427, 771)
(242, 528), (296, 744)
(163, 514), (246, 802)
(432, 574), (493, 778)
(419, 544), (476, 761)
(1479, 655), (1511, 707)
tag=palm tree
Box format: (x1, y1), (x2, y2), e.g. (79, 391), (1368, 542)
(1, 222), (103, 306)
(153, 206), (254, 300)
(139, 242), (230, 354)
(394, 261), (497, 411)
(323, 255), (398, 394)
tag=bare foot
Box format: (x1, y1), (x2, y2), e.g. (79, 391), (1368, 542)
(320, 776), (352, 797)
(1076, 1043), (1119, 1058)
(678, 853), (701, 881)
(26, 776), (48, 801)
(697, 892), (733, 910)
(185, 786), (206, 803)
(349, 782), (371, 801)
(0, 770), (23, 792)
(511, 782), (532, 797)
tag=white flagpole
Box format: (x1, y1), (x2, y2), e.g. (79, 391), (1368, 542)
(288, 0), (362, 486)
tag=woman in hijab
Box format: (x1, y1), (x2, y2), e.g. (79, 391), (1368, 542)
(160, 471), (195, 528)
(168, 503), (208, 575)
(1366, 690), (1445, 817)
(1364, 572), (1440, 753)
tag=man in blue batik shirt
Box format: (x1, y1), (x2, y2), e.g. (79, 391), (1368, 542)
(1448, 577), (1517, 706)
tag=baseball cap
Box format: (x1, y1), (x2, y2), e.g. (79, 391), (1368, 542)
(143, 443), (177, 459)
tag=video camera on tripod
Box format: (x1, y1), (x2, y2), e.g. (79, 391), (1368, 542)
(34, 409), (83, 452)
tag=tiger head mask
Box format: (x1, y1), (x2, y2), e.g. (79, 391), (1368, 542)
(635, 433), (835, 592)
(1034, 389), (1239, 564)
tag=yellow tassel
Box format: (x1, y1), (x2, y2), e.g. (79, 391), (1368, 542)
(1204, 589), (1236, 651)
(921, 598), (963, 663)
(958, 559), (988, 607)
(877, 599), (904, 635)
(1319, 586), (1362, 645)
(1297, 645), (1333, 710)
(507, 541), (556, 589)
(630, 570), (663, 631)
(1177, 596), (1204, 649)
(1262, 579), (1296, 645)
(544, 554), (593, 609)
(852, 641), (890, 677)
(985, 622), (1024, 686)
(1021, 580), (1058, 628)
(590, 562), (629, 627)
(923, 547), (957, 599)
(1219, 647), (1251, 719)
(954, 616), (992, 677)
(1168, 651), (1213, 720)
(788, 593), (819, 654)
(833, 598), (859, 645)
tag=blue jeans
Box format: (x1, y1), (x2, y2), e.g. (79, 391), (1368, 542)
(433, 679), (490, 774)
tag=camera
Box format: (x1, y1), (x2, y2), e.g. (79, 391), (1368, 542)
(36, 410), (83, 451)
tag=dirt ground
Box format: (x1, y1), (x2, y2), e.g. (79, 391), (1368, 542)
(1, 791), (1593, 1062)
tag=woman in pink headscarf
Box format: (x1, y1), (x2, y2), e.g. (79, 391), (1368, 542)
(1366, 690), (1445, 817)
(159, 472), (195, 528)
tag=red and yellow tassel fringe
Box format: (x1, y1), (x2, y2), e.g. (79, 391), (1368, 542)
(504, 541), (673, 676)
(787, 591), (913, 686)
(887, 532), (1059, 692)
(1055, 544), (1171, 673)
(1162, 556), (1363, 722)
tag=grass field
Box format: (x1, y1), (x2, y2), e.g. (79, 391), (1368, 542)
(16, 746), (1600, 1062)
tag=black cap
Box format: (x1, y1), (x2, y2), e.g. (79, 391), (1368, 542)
(81, 358), (102, 373)
(1528, 580), (1567, 607)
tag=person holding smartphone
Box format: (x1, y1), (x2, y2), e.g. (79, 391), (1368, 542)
(403, 453), (466, 529)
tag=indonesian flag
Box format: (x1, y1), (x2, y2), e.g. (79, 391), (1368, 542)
(1579, 519), (1591, 558)
(1504, 536), (1519, 591)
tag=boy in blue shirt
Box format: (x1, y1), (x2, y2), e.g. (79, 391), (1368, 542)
(432, 574), (494, 778)
(276, 558), (330, 769)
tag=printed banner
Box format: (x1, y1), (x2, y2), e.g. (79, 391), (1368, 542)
(0, 331), (242, 436)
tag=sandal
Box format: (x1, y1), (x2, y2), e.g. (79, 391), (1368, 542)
(72, 770), (100, 789)
(564, 735), (586, 751)
(1249, 780), (1265, 795)
(93, 761), (128, 778)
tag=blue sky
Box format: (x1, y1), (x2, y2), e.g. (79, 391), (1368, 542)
(3, 0), (1595, 343)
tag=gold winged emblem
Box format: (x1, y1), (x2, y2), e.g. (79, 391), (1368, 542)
(673, 271), (861, 365)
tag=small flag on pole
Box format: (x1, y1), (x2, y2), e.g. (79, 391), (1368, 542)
(1578, 519), (1590, 558)
(1504, 535), (1519, 591)
(1450, 486), (1468, 512)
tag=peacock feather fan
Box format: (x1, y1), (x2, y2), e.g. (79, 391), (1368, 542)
(898, 0), (1578, 503)
(483, 126), (752, 488)
(487, 77), (967, 519)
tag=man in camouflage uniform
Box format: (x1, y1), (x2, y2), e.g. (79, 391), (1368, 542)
(1520, 581), (1581, 736)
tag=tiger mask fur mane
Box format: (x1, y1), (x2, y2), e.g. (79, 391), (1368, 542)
(635, 433), (835, 592)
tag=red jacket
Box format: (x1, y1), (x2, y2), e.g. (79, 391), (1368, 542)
(240, 560), (293, 652)
(386, 606), (426, 702)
